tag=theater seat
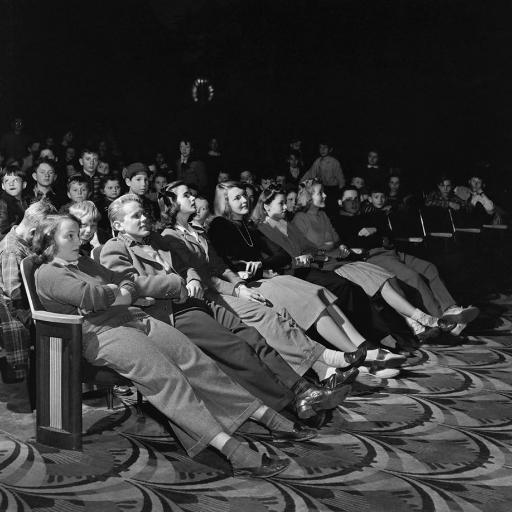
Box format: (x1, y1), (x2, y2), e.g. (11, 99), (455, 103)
(20, 255), (142, 451)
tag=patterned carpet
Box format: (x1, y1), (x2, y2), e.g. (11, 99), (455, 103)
(1, 296), (512, 512)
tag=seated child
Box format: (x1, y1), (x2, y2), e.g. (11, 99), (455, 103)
(68, 200), (101, 256)
(59, 174), (90, 212)
(0, 166), (28, 239)
(424, 175), (468, 211)
(95, 175), (122, 241)
(146, 171), (168, 203)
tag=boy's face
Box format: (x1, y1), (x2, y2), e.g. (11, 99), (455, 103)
(66, 164), (78, 178)
(79, 215), (98, 243)
(286, 191), (297, 212)
(217, 172), (230, 184)
(388, 176), (400, 193)
(276, 175), (286, 186)
(193, 198), (210, 224)
(155, 153), (165, 165)
(33, 163), (55, 187)
(351, 176), (365, 189)
(97, 161), (110, 175)
(153, 176), (168, 193)
(102, 179), (121, 200)
(469, 177), (483, 192)
(369, 192), (386, 209)
(113, 201), (150, 239)
(261, 178), (273, 190)
(340, 190), (360, 214)
(368, 151), (379, 166)
(68, 182), (90, 203)
(319, 144), (331, 157)
(40, 148), (56, 161)
(126, 172), (149, 196)
(179, 141), (191, 159)
(438, 180), (452, 198)
(240, 171), (253, 184)
(288, 154), (299, 168)
(80, 152), (99, 174)
(29, 142), (41, 155)
(2, 175), (26, 198)
(65, 147), (76, 161)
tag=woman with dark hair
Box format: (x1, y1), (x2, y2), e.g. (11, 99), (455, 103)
(32, 213), (300, 478)
(159, 181), (361, 391)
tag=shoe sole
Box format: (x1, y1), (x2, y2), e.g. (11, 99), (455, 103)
(234, 459), (290, 478)
(271, 431), (318, 443)
(364, 356), (406, 370)
(441, 306), (480, 325)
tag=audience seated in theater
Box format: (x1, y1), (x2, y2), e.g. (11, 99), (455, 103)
(59, 174), (90, 212)
(189, 195), (212, 234)
(454, 171), (505, 226)
(146, 171), (168, 203)
(424, 174), (468, 212)
(123, 162), (160, 227)
(362, 149), (388, 189)
(285, 188), (298, 221)
(175, 139), (207, 195)
(0, 201), (56, 410)
(21, 138), (41, 173)
(0, 118), (29, 163)
(285, 150), (303, 190)
(159, 181), (361, 396)
(292, 180), (463, 341)
(205, 137), (224, 179)
(386, 171), (415, 212)
(336, 186), (479, 335)
(32, 213), (299, 477)
(0, 166), (28, 240)
(78, 148), (101, 203)
(209, 181), (407, 377)
(100, 193), (349, 421)
(27, 158), (62, 210)
(95, 174), (121, 240)
(68, 200), (102, 256)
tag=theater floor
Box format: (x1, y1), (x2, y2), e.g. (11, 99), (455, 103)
(1, 295), (511, 512)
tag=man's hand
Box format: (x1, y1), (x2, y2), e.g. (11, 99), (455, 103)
(175, 281), (190, 304)
(448, 201), (461, 211)
(338, 244), (351, 258)
(358, 227), (377, 237)
(237, 285), (267, 303)
(186, 280), (204, 300)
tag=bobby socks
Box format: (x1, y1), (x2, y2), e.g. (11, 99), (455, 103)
(320, 348), (352, 368)
(220, 438), (263, 469)
(411, 309), (438, 328)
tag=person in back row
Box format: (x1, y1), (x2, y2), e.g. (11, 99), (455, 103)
(336, 185), (479, 335)
(100, 194), (357, 421)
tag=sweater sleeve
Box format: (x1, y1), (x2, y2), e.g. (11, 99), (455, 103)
(36, 264), (116, 314)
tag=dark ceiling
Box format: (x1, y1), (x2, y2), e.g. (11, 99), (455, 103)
(0, 0), (511, 178)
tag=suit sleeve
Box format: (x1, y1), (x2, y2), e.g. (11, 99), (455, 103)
(100, 239), (184, 299)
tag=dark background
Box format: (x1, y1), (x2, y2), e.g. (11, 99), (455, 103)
(0, 0), (511, 185)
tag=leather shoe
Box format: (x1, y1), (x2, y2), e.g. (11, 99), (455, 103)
(343, 342), (367, 370)
(437, 318), (457, 332)
(233, 454), (290, 478)
(322, 367), (359, 390)
(294, 370), (357, 419)
(271, 423), (317, 443)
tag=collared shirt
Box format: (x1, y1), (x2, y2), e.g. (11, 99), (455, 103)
(301, 155), (345, 188)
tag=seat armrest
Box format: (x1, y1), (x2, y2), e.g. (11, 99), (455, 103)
(32, 310), (83, 324)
